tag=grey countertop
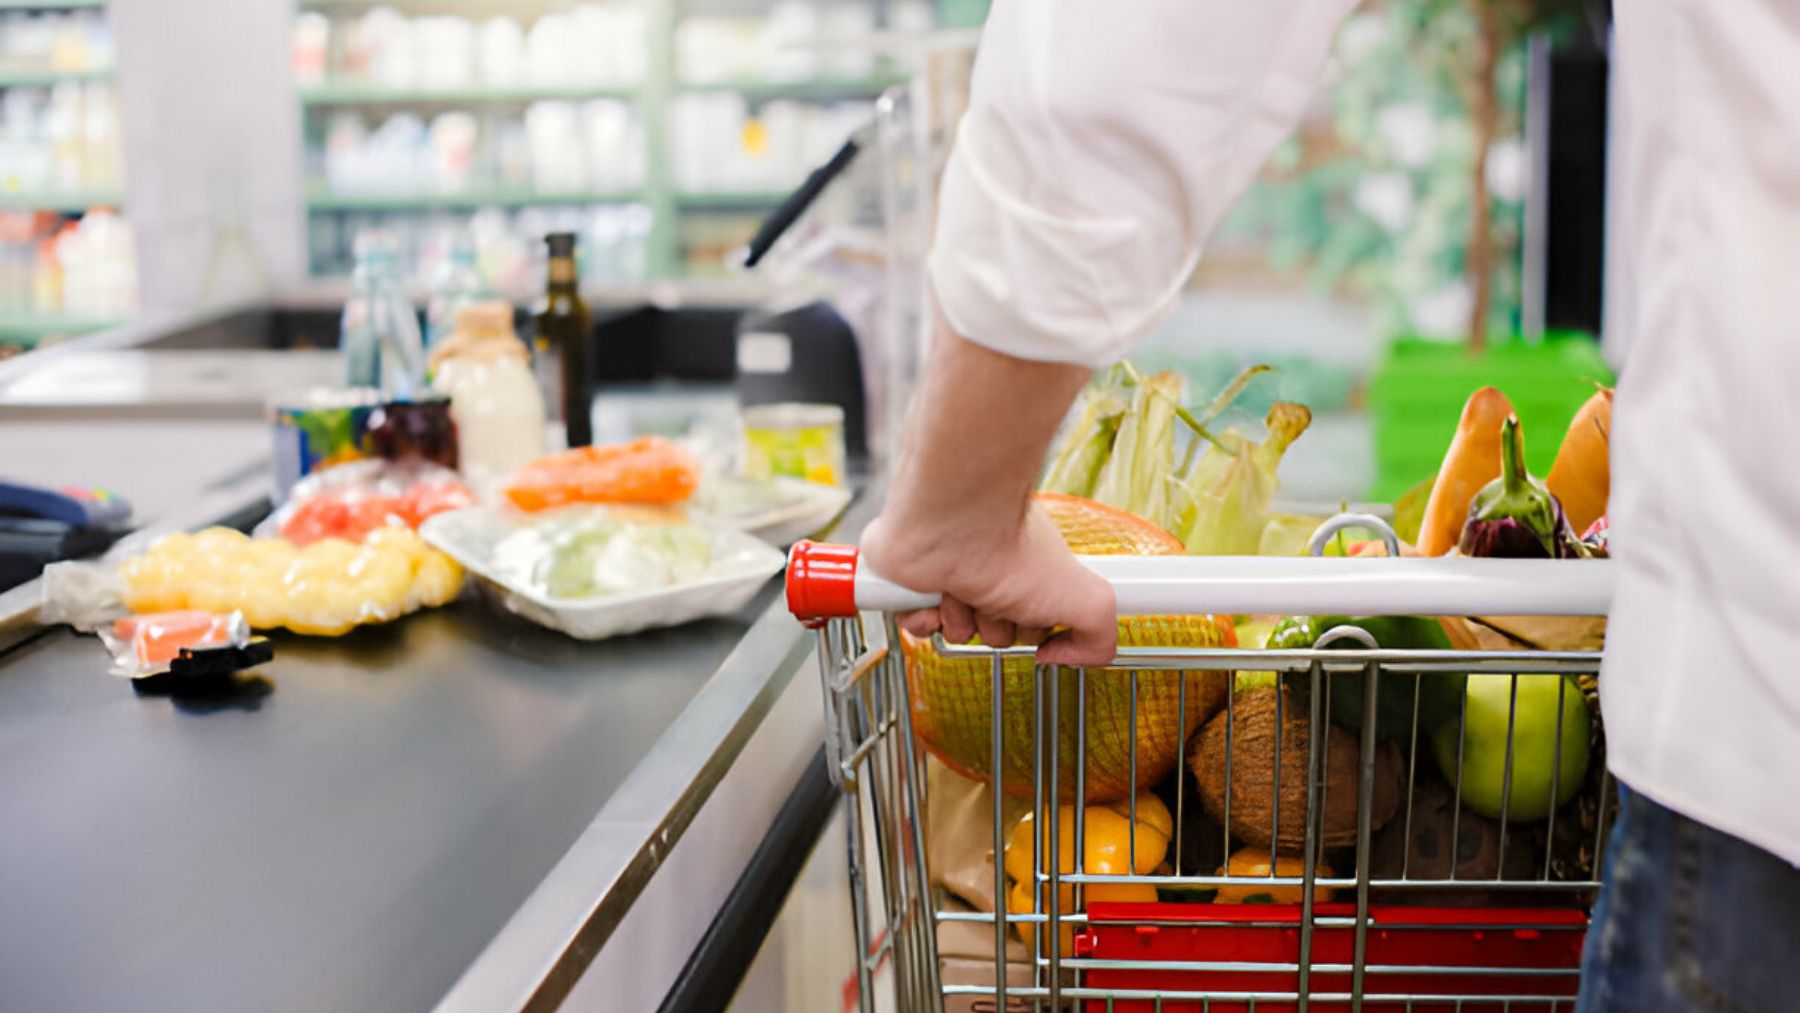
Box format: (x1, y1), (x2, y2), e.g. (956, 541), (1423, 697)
(0, 325), (863, 1012)
(0, 588), (782, 1013)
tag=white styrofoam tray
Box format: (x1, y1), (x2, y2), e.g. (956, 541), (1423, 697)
(421, 506), (786, 641)
(698, 476), (852, 548)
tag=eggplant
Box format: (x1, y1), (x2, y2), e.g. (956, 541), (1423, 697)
(1458, 414), (1584, 559)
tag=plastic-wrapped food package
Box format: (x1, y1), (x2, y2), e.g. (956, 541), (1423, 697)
(421, 504), (785, 640)
(501, 436), (699, 513)
(260, 458), (476, 546)
(99, 610), (250, 678)
(119, 527), (463, 637)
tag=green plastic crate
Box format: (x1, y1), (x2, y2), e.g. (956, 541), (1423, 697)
(1367, 333), (1613, 502)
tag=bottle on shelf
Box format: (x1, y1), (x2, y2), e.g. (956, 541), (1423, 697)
(341, 230), (426, 398)
(425, 231), (490, 353)
(532, 231), (592, 448)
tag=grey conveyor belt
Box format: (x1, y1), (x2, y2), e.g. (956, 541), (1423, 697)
(0, 585), (780, 1013)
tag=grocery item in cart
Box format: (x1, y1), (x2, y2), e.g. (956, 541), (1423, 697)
(1267, 614), (1468, 747)
(261, 459), (476, 546)
(903, 493), (1233, 803)
(796, 512), (1617, 1013)
(1191, 685), (1403, 850)
(1432, 672), (1590, 822)
(1040, 364), (1313, 556)
(1458, 414), (1585, 559)
(1003, 793), (1168, 956)
(501, 436), (699, 512)
(1212, 848), (1335, 904)
(119, 526), (464, 637)
(1546, 387), (1612, 534)
(420, 504), (783, 639)
(1417, 386), (1514, 555)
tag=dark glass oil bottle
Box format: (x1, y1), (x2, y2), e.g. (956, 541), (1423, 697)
(534, 232), (593, 448)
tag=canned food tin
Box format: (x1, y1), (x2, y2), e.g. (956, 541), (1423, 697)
(270, 388), (381, 504)
(743, 402), (846, 486)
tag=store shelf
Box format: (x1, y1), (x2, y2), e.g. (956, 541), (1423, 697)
(299, 82), (640, 106)
(0, 0), (105, 9)
(0, 66), (111, 87)
(675, 191), (788, 211)
(306, 185), (644, 212)
(0, 189), (124, 212)
(0, 313), (125, 344)
(677, 76), (905, 101)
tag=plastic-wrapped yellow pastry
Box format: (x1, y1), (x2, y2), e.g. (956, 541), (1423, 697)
(119, 526), (465, 636)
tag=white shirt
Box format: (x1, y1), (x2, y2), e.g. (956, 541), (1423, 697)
(930, 0), (1800, 866)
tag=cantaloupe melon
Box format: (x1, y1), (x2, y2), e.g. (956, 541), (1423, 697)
(903, 494), (1233, 803)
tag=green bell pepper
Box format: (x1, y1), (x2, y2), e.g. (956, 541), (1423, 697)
(1269, 615), (1466, 744)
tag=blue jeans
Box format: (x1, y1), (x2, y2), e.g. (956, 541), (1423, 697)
(1577, 784), (1800, 1012)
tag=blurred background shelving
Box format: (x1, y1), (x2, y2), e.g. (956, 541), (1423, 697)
(0, 0), (135, 356)
(290, 0), (932, 290)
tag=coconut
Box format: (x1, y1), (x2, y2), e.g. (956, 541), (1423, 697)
(1190, 687), (1402, 851)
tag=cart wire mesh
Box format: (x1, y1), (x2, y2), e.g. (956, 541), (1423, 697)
(802, 516), (1612, 1012)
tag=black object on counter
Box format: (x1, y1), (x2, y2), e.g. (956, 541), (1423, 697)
(735, 300), (868, 460)
(0, 481), (131, 592)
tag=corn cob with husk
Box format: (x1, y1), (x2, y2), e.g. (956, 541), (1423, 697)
(1040, 363), (1312, 554)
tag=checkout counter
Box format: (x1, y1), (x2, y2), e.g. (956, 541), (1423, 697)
(0, 298), (855, 1012)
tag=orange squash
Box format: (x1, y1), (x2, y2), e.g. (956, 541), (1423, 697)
(1418, 387), (1515, 555)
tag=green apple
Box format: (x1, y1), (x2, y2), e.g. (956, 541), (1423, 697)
(1431, 673), (1589, 821)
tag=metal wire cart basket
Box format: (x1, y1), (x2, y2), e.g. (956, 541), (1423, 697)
(788, 516), (1615, 1012)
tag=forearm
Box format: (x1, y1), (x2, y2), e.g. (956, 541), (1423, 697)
(879, 311), (1091, 556)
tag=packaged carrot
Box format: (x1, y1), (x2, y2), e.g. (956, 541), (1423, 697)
(501, 436), (700, 512)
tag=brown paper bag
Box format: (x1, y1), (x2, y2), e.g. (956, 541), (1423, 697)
(1466, 615), (1607, 652)
(937, 896), (1034, 1013)
(926, 756), (1031, 913)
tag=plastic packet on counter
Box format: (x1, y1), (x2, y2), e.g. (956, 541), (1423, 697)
(38, 560), (128, 633)
(500, 436), (699, 513)
(99, 610), (251, 678)
(119, 526), (465, 637)
(258, 459), (476, 546)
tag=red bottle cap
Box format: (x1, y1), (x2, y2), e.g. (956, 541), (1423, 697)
(786, 541), (859, 626)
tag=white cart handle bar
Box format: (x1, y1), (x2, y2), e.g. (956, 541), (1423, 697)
(786, 542), (1614, 624)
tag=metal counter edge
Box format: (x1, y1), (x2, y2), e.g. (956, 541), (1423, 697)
(430, 583), (821, 1013)
(434, 480), (872, 1012)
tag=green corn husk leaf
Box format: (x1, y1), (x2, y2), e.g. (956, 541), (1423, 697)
(1196, 364), (1275, 429)
(1089, 369), (1184, 529)
(1175, 402), (1312, 554)
(1041, 365), (1132, 498)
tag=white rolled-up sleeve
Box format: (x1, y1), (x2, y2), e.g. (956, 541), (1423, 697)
(929, 0), (1360, 367)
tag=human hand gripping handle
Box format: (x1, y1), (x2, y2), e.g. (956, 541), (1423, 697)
(857, 504), (1120, 667)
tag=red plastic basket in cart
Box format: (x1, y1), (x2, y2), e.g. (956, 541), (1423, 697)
(791, 513), (1615, 1013)
(1076, 902), (1587, 1012)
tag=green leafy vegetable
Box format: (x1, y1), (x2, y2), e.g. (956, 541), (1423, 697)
(1041, 364), (1313, 554)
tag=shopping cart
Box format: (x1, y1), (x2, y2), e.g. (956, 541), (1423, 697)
(787, 515), (1616, 1012)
